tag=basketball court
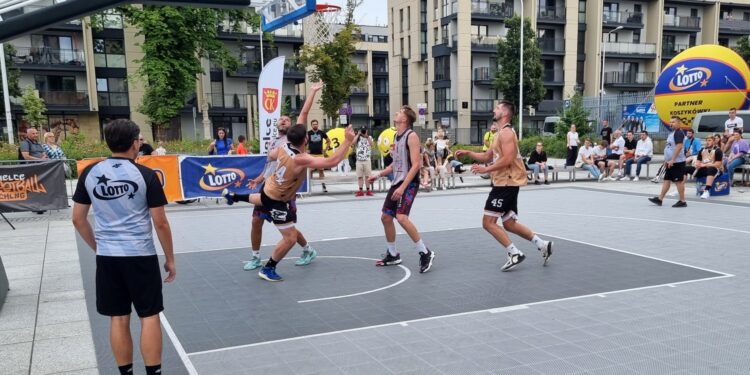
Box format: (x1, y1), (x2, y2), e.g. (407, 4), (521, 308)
(76, 186), (750, 374)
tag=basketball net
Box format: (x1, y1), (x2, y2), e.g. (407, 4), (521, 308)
(303, 4), (341, 46)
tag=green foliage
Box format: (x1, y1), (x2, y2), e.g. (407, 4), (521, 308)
(555, 91), (592, 139)
(493, 16), (545, 110)
(21, 86), (47, 128)
(298, 21), (366, 121)
(117, 6), (259, 136)
(1, 44), (22, 114)
(518, 136), (568, 158)
(733, 36), (750, 66)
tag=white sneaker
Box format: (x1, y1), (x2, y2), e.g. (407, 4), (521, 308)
(618, 176), (630, 181)
(633, 176), (639, 182)
(607, 176), (617, 181)
(598, 174), (605, 182)
(700, 190), (710, 199)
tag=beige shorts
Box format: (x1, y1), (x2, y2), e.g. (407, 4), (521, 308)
(356, 160), (372, 178)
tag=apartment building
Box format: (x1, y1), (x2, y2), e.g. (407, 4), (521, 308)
(388, 0), (750, 143)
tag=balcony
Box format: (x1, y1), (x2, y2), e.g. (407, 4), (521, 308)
(603, 71), (655, 87)
(719, 19), (750, 35)
(39, 90), (89, 107)
(471, 35), (501, 52)
(284, 59), (305, 79)
(472, 99), (495, 113)
(473, 67), (495, 85)
(537, 6), (566, 23)
(10, 47), (85, 71)
(218, 23), (302, 41)
(434, 99), (457, 113)
(538, 38), (565, 54)
(1, 5), (82, 30)
(602, 11), (643, 28)
(351, 105), (369, 116)
(209, 93), (248, 110)
(351, 85), (368, 96)
(543, 69), (564, 85)
(662, 44), (689, 59)
(603, 42), (656, 58)
(471, 0), (514, 20)
(356, 63), (368, 74)
(663, 15), (701, 30)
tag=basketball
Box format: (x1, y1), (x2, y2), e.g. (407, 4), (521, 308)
(655, 44), (750, 129)
(377, 127), (396, 155)
(324, 127), (352, 157)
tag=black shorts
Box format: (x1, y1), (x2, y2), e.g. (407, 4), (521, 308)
(694, 167), (721, 179)
(260, 189), (296, 227)
(606, 154), (621, 160)
(96, 255), (163, 317)
(484, 186), (520, 221)
(664, 162), (687, 182)
(382, 180), (419, 217)
(684, 166), (696, 176)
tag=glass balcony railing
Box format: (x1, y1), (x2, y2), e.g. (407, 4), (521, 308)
(602, 11), (643, 25)
(538, 6), (566, 21)
(603, 71), (655, 85)
(351, 85), (368, 94)
(662, 44), (690, 57)
(543, 69), (563, 83)
(719, 19), (750, 32)
(663, 15), (701, 28)
(471, 0), (514, 17)
(351, 105), (369, 114)
(284, 59), (304, 75)
(471, 35), (502, 49)
(10, 47), (85, 67)
(435, 99), (456, 112)
(472, 99), (494, 112)
(39, 90), (89, 106)
(538, 38), (565, 53)
(209, 93), (248, 109)
(356, 63), (368, 73)
(473, 67), (495, 81)
(603, 41), (656, 55)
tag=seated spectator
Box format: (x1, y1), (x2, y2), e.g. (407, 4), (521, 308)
(594, 140), (615, 181)
(577, 139), (601, 180)
(683, 129), (702, 165)
(439, 154), (468, 184)
(724, 128), (748, 184)
(686, 135), (724, 199)
(527, 142), (549, 185)
(623, 130), (653, 181)
(608, 130), (625, 180)
(617, 130), (638, 180)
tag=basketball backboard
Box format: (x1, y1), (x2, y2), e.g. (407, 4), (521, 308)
(260, 0), (316, 32)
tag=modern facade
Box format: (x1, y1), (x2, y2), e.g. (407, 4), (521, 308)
(387, 0), (750, 143)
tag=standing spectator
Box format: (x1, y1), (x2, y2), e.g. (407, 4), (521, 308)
(527, 142), (549, 185)
(683, 129), (702, 164)
(138, 134), (155, 156)
(577, 139), (601, 180)
(624, 130), (653, 181)
(71, 119), (176, 375)
(725, 108), (744, 136)
(600, 119), (613, 144)
(154, 141), (167, 156)
(354, 128), (374, 196)
(649, 116), (687, 207)
(617, 130), (637, 180)
(435, 128), (451, 165)
(724, 128), (748, 184)
(608, 129), (625, 179)
(421, 138), (437, 191)
(42, 132), (70, 178)
(691, 135), (724, 199)
(307, 119), (331, 183)
(483, 122), (498, 152)
(19, 128), (47, 161)
(236, 135), (249, 155)
(207, 127), (234, 155)
(593, 140), (615, 181)
(565, 124), (579, 167)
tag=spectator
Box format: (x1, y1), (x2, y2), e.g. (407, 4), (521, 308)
(307, 119), (331, 180)
(527, 142), (549, 185)
(236, 135), (249, 155)
(154, 141), (167, 156)
(566, 124), (580, 167)
(725, 107), (744, 136)
(689, 135), (724, 199)
(648, 116), (687, 207)
(207, 127), (234, 155)
(71, 119), (175, 375)
(577, 139), (601, 180)
(19, 128), (47, 161)
(594, 140), (615, 181)
(435, 128), (450, 165)
(483, 122), (498, 152)
(42, 132), (70, 178)
(617, 130), (638, 180)
(624, 130), (653, 181)
(724, 128), (748, 184)
(683, 129), (702, 164)
(600, 119), (613, 144)
(421, 139), (437, 191)
(608, 129), (625, 180)
(138, 134), (155, 156)
(354, 128), (374, 196)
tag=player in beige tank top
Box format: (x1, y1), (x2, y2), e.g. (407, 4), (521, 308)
(454, 100), (554, 271)
(247, 124), (356, 281)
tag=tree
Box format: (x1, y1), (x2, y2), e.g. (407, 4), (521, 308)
(117, 6), (259, 139)
(21, 86), (47, 129)
(493, 16), (545, 112)
(555, 91), (591, 139)
(1, 44), (22, 114)
(733, 36), (750, 67)
(297, 3), (365, 123)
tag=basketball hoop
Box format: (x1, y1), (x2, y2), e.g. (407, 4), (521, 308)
(304, 3), (341, 46)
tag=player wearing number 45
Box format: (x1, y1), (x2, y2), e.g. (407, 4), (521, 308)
(454, 101), (553, 271)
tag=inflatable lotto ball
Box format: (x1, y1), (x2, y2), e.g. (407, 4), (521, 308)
(324, 127), (352, 157)
(655, 44), (750, 129)
(377, 127), (397, 155)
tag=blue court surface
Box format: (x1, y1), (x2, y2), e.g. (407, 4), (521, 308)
(78, 187), (750, 374)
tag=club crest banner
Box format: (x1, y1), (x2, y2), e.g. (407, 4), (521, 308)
(258, 56), (286, 155)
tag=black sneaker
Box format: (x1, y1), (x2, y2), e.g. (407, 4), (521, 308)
(544, 180), (550, 185)
(648, 197), (663, 206)
(672, 201), (687, 208)
(534, 180), (541, 185)
(221, 188), (234, 206)
(541, 241), (553, 266)
(322, 183), (328, 193)
(375, 252), (401, 266)
(419, 249), (435, 273)
(501, 252), (525, 271)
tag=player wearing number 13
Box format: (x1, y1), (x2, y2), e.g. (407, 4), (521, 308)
(454, 101), (553, 271)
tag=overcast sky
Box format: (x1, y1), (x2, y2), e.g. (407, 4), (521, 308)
(353, 1), (388, 26)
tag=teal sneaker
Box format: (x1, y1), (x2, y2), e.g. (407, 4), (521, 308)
(243, 256), (262, 271)
(295, 248), (317, 266)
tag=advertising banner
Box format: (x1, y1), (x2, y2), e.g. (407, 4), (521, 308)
(179, 155), (308, 199)
(258, 56), (286, 154)
(137, 155), (183, 202)
(0, 161), (68, 212)
(621, 103), (662, 133)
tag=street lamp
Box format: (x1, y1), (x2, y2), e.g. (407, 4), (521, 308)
(519, 0), (524, 140)
(598, 25), (623, 124)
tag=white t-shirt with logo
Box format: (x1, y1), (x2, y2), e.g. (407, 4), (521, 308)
(725, 117), (744, 135)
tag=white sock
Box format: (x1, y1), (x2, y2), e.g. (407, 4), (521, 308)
(252, 250), (260, 258)
(415, 239), (428, 254)
(531, 235), (546, 251)
(303, 244), (312, 252)
(386, 242), (397, 256)
(506, 243), (521, 255)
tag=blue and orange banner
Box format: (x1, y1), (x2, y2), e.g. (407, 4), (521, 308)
(137, 155), (183, 202)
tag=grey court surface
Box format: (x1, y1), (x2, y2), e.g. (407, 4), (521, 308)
(76, 187), (750, 374)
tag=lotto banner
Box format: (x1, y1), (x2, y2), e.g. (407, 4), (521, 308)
(179, 155), (309, 199)
(0, 160), (68, 213)
(258, 56), (286, 154)
(137, 155), (183, 202)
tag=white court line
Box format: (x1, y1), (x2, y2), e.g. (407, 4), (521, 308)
(295, 256), (411, 303)
(573, 187), (750, 209)
(160, 312), (199, 375)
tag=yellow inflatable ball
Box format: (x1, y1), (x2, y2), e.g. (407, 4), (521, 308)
(655, 44), (750, 130)
(377, 127), (397, 155)
(324, 127), (352, 157)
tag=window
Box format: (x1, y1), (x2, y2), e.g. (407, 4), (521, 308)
(634, 4), (641, 13)
(441, 24), (449, 44)
(633, 30), (641, 44)
(424, 61), (428, 83)
(744, 12), (750, 21)
(577, 31), (586, 52)
(101, 10), (123, 29)
(689, 34), (696, 47)
(434, 56), (450, 80)
(719, 38), (728, 47)
(400, 9), (404, 32)
(400, 37), (404, 56)
(603, 32), (618, 42)
(471, 24), (488, 36)
(691, 9), (698, 18)
(664, 35), (675, 51)
(434, 0), (439, 20)
(93, 38), (125, 68)
(407, 35), (411, 58)
(35, 75), (76, 92)
(434, 27), (439, 43)
(375, 78), (389, 94)
(442, 0), (449, 17)
(407, 6), (411, 30)
(210, 82), (224, 107)
(30, 34), (78, 64)
(664, 7), (676, 16)
(97, 77), (129, 106)
(434, 87), (450, 112)
(578, 0), (586, 23)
